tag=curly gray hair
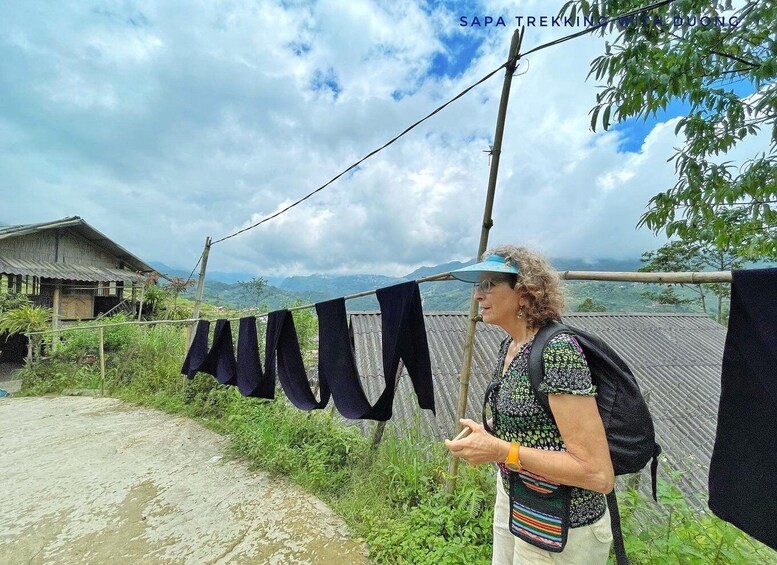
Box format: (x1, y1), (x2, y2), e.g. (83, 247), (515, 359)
(482, 245), (565, 328)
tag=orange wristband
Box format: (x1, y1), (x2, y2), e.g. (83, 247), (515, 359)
(504, 442), (522, 472)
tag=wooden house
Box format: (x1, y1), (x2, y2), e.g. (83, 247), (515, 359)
(0, 216), (156, 322)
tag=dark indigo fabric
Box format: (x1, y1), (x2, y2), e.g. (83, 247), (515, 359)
(181, 320), (210, 379)
(709, 268), (777, 551)
(236, 316), (274, 398)
(316, 298), (374, 419)
(265, 309), (330, 410)
(206, 319), (238, 386)
(376, 281), (435, 416)
(315, 282), (435, 421)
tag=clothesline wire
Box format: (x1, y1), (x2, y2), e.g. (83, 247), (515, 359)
(209, 64), (514, 245)
(181, 250), (204, 286)
(520, 0), (677, 58)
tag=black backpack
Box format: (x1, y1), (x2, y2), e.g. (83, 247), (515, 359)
(527, 320), (661, 565)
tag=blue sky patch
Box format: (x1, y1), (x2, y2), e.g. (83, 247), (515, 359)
(311, 68), (341, 98)
(428, 32), (483, 80)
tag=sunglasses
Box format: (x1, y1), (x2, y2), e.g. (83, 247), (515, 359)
(473, 275), (517, 293)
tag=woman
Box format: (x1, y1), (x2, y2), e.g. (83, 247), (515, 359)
(445, 245), (614, 565)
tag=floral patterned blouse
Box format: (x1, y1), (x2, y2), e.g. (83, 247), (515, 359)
(490, 332), (606, 527)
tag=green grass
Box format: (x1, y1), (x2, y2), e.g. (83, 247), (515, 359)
(16, 322), (776, 564)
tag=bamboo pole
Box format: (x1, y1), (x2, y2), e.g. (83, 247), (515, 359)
(51, 283), (61, 353)
(192, 237), (212, 324)
(186, 237), (212, 387)
(99, 326), (106, 397)
(27, 318), (200, 336)
(137, 281), (146, 322)
(560, 270), (732, 283)
(24, 269), (733, 338)
(446, 28), (524, 494)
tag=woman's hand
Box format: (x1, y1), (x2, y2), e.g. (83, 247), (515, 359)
(444, 418), (508, 466)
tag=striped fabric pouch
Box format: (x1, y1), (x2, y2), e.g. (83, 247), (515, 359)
(508, 470), (571, 552)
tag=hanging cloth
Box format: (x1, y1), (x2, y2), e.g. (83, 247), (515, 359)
(236, 316), (274, 398)
(315, 281), (435, 421)
(265, 309), (331, 410)
(709, 267), (777, 551)
(316, 297), (374, 419)
(181, 319), (211, 379)
(205, 319), (238, 386)
(180, 319), (237, 386)
(376, 281), (435, 416)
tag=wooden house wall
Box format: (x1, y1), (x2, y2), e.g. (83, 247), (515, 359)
(60, 295), (94, 319)
(58, 231), (122, 268)
(0, 232), (55, 261)
(0, 230), (121, 269)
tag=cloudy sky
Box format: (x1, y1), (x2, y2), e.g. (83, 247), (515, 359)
(0, 0), (755, 277)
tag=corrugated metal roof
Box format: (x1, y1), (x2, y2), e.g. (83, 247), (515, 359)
(0, 257), (146, 282)
(350, 311), (727, 502)
(0, 216), (155, 273)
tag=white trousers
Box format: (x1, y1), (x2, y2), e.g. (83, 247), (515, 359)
(492, 474), (613, 565)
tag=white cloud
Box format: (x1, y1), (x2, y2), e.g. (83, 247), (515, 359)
(2, 0), (749, 278)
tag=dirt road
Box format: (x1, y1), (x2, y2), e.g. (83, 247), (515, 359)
(0, 397), (368, 564)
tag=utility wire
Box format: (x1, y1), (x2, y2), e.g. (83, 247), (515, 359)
(183, 251), (204, 285)
(210, 60), (515, 245)
(521, 0), (677, 57)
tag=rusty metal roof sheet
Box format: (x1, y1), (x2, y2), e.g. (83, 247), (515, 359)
(0, 257), (146, 282)
(350, 311), (727, 502)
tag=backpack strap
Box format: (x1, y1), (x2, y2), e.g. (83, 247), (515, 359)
(526, 320), (568, 415)
(607, 489), (629, 565)
(651, 443), (661, 502)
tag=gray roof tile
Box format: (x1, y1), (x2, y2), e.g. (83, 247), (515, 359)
(350, 311), (726, 502)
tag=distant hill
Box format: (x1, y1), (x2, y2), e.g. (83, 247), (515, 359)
(278, 274), (402, 296)
(550, 257), (643, 272)
(404, 259), (473, 280)
(149, 261), (255, 284)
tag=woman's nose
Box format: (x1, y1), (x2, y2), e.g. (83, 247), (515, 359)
(473, 287), (485, 300)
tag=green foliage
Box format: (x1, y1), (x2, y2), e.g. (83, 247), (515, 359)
(0, 303), (51, 335)
(0, 291), (30, 314)
(619, 478), (774, 563)
(140, 284), (167, 317)
(290, 302), (318, 357)
(637, 213), (761, 322)
(21, 361), (103, 395)
(236, 276), (268, 308)
(159, 277), (196, 319)
(0, 303), (52, 362)
(577, 297), (608, 312)
(52, 314), (142, 362)
(641, 286), (696, 307)
(563, 0), (777, 257)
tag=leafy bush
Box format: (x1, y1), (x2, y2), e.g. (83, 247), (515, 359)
(619, 477), (774, 564)
(0, 291), (30, 314)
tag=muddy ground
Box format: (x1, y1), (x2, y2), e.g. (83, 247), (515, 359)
(0, 397), (368, 564)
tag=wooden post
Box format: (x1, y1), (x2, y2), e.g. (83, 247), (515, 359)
(51, 282), (61, 353)
(185, 237), (212, 388)
(137, 281), (146, 322)
(191, 237), (212, 325)
(446, 28), (523, 494)
(99, 326), (106, 396)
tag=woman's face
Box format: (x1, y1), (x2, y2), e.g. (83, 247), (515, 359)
(473, 274), (523, 327)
